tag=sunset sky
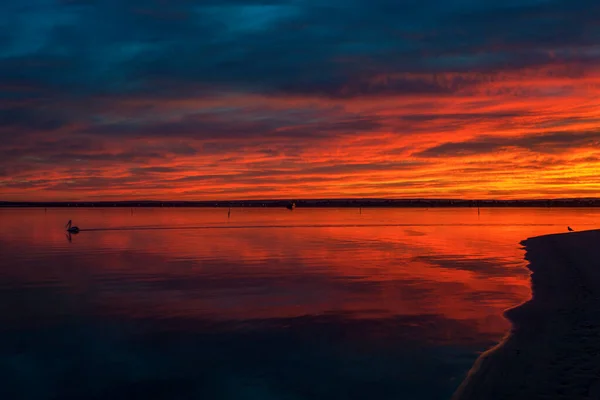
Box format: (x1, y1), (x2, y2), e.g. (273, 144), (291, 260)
(1, 0), (600, 200)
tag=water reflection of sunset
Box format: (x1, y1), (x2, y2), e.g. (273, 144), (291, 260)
(2, 207), (600, 400)
(5, 207), (592, 343)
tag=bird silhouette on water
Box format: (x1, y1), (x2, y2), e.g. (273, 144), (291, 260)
(568, 226), (574, 232)
(66, 220), (80, 233)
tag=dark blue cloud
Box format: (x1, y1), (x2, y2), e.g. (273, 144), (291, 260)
(0, 106), (66, 131)
(1, 0), (599, 101)
(415, 130), (600, 158)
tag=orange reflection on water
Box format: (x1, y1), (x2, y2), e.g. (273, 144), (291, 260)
(2, 207), (598, 342)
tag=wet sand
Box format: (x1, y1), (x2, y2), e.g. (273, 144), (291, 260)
(453, 229), (600, 399)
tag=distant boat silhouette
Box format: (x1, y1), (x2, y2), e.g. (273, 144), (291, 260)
(286, 202), (296, 210)
(568, 226), (574, 232)
(65, 220), (80, 233)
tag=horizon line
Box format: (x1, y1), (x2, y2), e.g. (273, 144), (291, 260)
(3, 197), (600, 204)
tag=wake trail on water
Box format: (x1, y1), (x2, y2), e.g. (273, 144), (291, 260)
(77, 222), (595, 232)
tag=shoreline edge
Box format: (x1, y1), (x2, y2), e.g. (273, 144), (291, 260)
(453, 229), (600, 399)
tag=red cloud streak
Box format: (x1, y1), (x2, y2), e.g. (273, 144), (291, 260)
(2, 64), (600, 200)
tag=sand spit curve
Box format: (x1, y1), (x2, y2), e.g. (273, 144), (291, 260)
(453, 229), (600, 400)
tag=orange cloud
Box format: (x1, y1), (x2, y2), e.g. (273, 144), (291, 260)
(2, 64), (600, 200)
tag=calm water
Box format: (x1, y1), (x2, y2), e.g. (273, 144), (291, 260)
(1, 207), (599, 399)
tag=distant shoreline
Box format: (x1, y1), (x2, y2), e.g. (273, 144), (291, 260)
(3, 199), (600, 208)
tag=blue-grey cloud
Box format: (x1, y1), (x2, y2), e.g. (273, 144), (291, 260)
(416, 130), (600, 158)
(1, 0), (599, 101)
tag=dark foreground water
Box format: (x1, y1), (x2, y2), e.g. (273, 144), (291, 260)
(1, 207), (599, 400)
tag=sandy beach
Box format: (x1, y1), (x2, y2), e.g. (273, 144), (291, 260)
(453, 229), (600, 399)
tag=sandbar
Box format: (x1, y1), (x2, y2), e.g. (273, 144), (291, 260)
(453, 229), (600, 400)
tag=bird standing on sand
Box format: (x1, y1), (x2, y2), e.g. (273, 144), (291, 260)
(568, 226), (574, 232)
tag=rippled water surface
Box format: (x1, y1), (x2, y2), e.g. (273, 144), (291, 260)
(1, 207), (599, 399)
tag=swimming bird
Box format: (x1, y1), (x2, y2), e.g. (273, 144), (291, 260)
(65, 220), (80, 233)
(568, 226), (574, 232)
